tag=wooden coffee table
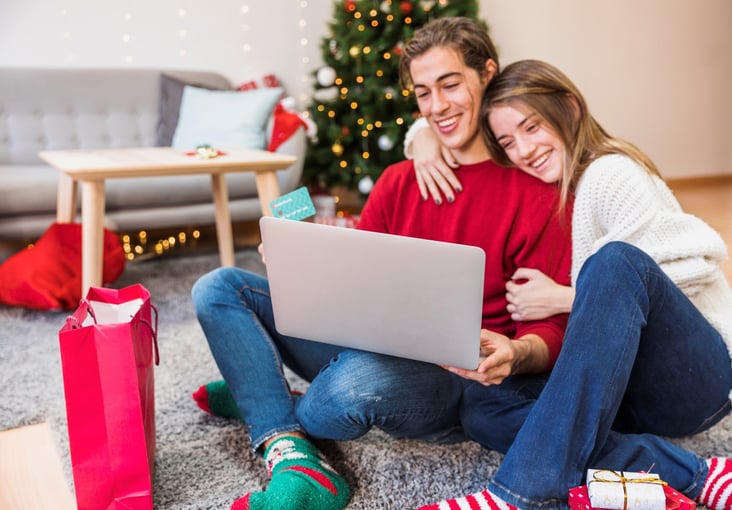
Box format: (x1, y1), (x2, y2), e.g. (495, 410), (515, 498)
(39, 147), (297, 294)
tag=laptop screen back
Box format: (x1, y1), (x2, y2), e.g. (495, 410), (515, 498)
(260, 216), (486, 369)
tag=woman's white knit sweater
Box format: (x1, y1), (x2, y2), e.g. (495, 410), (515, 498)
(572, 154), (732, 381)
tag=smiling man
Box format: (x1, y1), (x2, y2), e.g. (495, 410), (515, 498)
(191, 17), (573, 510)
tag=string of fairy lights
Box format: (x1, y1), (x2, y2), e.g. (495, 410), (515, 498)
(120, 229), (202, 262)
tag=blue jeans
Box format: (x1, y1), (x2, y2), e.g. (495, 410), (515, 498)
(191, 267), (467, 452)
(462, 242), (732, 509)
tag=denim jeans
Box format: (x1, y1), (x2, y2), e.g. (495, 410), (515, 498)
(461, 242), (732, 509)
(191, 267), (467, 452)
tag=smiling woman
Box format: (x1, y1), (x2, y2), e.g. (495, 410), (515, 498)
(488, 106), (566, 184)
(417, 59), (732, 510)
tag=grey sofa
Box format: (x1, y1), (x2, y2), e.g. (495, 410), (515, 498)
(0, 68), (306, 240)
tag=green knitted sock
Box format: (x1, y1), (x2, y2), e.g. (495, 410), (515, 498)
(192, 379), (242, 420)
(193, 380), (306, 421)
(231, 435), (351, 510)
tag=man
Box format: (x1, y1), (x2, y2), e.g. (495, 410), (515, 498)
(191, 17), (572, 510)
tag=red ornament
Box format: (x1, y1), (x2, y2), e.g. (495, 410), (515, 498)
(237, 80), (258, 91)
(341, 126), (350, 135)
(399, 1), (412, 14)
(345, 0), (357, 12)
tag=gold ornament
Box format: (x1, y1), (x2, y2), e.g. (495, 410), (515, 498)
(332, 142), (344, 156)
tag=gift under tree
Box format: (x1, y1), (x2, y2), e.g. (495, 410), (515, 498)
(302, 0), (485, 195)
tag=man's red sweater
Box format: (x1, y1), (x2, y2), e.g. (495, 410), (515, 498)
(357, 159), (572, 369)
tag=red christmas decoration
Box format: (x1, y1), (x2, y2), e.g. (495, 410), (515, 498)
(341, 126), (350, 135)
(345, 0), (357, 13)
(399, 1), (413, 14)
(262, 73), (281, 88)
(237, 80), (258, 91)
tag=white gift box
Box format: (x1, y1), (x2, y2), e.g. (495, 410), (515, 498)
(586, 469), (666, 510)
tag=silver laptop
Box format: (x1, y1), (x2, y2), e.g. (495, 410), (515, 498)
(259, 216), (486, 369)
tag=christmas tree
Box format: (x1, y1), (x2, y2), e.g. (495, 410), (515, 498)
(303, 0), (484, 195)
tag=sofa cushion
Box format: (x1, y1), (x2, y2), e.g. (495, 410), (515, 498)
(171, 86), (283, 150)
(155, 73), (230, 147)
(0, 164), (61, 216)
(0, 222), (125, 310)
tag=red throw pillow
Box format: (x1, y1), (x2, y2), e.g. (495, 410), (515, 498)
(0, 223), (126, 310)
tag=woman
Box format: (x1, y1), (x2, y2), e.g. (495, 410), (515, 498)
(413, 60), (732, 510)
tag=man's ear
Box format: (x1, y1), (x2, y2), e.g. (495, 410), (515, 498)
(483, 59), (498, 83)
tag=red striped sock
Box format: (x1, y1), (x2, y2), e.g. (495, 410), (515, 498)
(417, 489), (519, 510)
(698, 458), (732, 510)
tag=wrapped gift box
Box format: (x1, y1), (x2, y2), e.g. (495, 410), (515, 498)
(569, 475), (696, 510)
(586, 469), (666, 510)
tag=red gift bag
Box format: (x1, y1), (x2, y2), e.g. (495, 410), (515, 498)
(59, 284), (159, 510)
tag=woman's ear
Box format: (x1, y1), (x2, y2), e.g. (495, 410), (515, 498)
(483, 59), (498, 84)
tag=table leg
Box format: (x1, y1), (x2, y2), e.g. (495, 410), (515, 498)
(56, 173), (77, 223)
(210, 173), (235, 267)
(80, 180), (106, 294)
(254, 170), (281, 216)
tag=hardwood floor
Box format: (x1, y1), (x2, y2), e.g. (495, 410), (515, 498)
(0, 423), (75, 510)
(0, 176), (730, 509)
(668, 176), (732, 282)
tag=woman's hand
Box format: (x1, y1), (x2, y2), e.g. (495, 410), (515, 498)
(505, 268), (574, 321)
(411, 126), (462, 205)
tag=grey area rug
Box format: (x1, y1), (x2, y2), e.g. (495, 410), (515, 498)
(1, 248), (730, 509)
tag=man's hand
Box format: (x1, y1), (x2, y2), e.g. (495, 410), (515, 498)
(443, 329), (514, 385)
(257, 242), (266, 264)
(443, 330), (549, 385)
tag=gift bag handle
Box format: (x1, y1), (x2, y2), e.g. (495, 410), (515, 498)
(65, 300), (160, 366)
(146, 303), (160, 366)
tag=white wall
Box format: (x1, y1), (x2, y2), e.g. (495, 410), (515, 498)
(1, 0), (729, 179)
(479, 0), (732, 179)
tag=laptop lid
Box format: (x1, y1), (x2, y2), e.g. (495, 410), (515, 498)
(259, 216), (486, 369)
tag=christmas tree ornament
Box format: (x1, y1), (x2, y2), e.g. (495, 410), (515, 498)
(332, 142), (344, 157)
(358, 175), (374, 194)
(378, 134), (395, 151)
(400, 1), (413, 15)
(345, 0), (356, 12)
(313, 87), (339, 102)
(316, 66), (337, 87)
(380, 1), (392, 13)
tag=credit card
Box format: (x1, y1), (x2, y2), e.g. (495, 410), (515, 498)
(269, 186), (316, 221)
